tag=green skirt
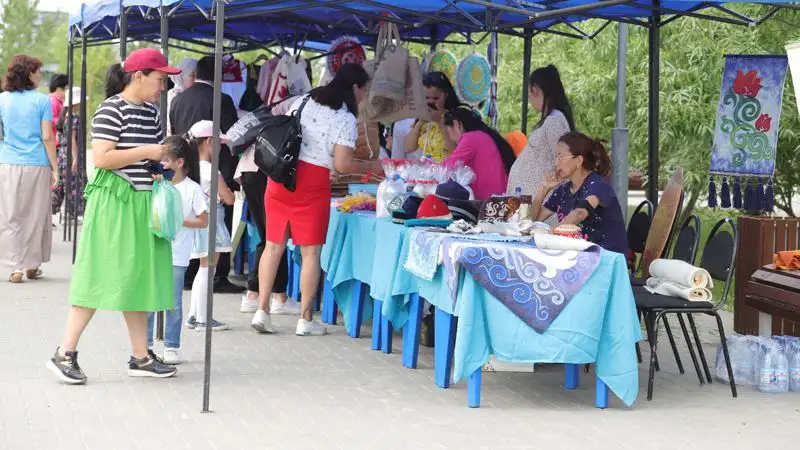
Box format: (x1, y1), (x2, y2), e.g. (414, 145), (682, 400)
(70, 169), (173, 312)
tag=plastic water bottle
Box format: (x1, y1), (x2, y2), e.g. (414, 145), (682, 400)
(758, 341), (789, 394)
(515, 187), (522, 198)
(789, 341), (800, 392)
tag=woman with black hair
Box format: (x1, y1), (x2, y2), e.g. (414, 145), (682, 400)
(442, 105), (514, 200)
(52, 87), (86, 218)
(48, 48), (180, 384)
(402, 71), (460, 162)
(507, 64), (574, 197)
(250, 63), (381, 337)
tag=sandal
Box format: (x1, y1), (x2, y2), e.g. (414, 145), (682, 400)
(25, 268), (42, 280)
(9, 271), (23, 283)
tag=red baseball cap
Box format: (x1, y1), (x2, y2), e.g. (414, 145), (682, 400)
(123, 48), (181, 75)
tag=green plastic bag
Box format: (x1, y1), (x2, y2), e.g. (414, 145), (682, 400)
(150, 179), (183, 241)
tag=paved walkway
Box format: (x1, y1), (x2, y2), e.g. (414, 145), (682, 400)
(1, 235), (798, 450)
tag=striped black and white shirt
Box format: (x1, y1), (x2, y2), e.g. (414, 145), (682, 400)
(92, 95), (164, 191)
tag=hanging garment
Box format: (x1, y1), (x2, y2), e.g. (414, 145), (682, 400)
(221, 55), (247, 108)
(239, 64), (263, 112)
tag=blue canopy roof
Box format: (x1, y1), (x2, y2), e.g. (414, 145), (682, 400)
(70, 0), (793, 46)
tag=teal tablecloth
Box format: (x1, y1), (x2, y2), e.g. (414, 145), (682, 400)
(315, 209), (641, 405)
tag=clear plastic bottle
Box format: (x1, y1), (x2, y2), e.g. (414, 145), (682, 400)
(789, 341), (800, 392)
(758, 341), (789, 394)
(515, 187), (522, 198)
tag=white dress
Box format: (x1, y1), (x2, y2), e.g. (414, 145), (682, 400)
(191, 161), (233, 258)
(506, 110), (570, 196)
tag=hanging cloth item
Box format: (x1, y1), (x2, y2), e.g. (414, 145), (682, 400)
(222, 55), (243, 82)
(326, 36), (367, 76)
(258, 57), (279, 102)
(266, 54), (291, 105)
(708, 54), (788, 213)
(455, 52), (491, 106)
(424, 49), (457, 82)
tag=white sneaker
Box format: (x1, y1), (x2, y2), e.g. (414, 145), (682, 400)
(270, 297), (300, 315)
(296, 319), (327, 336)
(250, 310), (277, 334)
(162, 348), (184, 365)
(240, 294), (259, 313)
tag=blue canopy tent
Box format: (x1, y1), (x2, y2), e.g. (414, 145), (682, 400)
(63, 0), (798, 411)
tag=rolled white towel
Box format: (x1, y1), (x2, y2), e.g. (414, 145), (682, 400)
(644, 277), (713, 302)
(648, 259), (714, 289)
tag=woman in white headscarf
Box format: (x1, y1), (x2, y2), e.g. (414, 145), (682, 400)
(166, 58), (198, 133)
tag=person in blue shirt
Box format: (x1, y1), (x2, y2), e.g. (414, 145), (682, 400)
(531, 131), (628, 255)
(0, 55), (58, 283)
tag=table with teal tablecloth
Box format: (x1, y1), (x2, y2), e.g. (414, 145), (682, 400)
(304, 209), (642, 407)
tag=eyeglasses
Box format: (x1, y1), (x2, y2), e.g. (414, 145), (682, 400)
(555, 154), (577, 162)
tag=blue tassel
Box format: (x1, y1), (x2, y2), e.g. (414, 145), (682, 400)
(733, 177), (742, 209)
(720, 177), (731, 208)
(756, 178), (764, 212)
(744, 178), (755, 211)
(708, 175), (718, 208)
(765, 178), (774, 212)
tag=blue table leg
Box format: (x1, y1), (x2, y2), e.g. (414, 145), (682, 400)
(434, 307), (456, 389)
(371, 298), (382, 351)
(348, 282), (367, 338)
(380, 313), (393, 354)
(402, 294), (424, 369)
(285, 250), (294, 297)
(322, 278), (337, 325)
(467, 370), (482, 408)
(595, 377), (609, 409)
(564, 364), (580, 390)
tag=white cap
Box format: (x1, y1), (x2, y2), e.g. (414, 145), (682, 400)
(65, 88), (84, 107)
(187, 120), (230, 144)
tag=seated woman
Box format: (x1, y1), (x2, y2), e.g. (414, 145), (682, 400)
(442, 105), (515, 200)
(531, 131), (628, 254)
(403, 72), (460, 162)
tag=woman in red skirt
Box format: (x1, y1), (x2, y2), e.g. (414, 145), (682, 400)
(251, 64), (381, 336)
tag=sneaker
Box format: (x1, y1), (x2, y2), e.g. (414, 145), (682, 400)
(185, 315), (197, 329)
(46, 348), (87, 385)
(128, 354), (177, 378)
(195, 319), (229, 332)
(251, 310), (277, 333)
(296, 319), (327, 336)
(162, 348), (184, 365)
(240, 295), (259, 313)
(270, 297), (300, 315)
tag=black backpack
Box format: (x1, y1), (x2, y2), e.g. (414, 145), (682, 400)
(253, 96), (310, 192)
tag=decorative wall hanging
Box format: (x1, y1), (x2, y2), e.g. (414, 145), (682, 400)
(425, 49), (457, 83)
(455, 52), (491, 106)
(326, 36), (367, 76)
(708, 55), (788, 212)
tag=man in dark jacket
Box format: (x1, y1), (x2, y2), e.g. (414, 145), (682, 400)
(170, 55), (244, 294)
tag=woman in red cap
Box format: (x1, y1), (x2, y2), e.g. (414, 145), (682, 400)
(48, 48), (182, 384)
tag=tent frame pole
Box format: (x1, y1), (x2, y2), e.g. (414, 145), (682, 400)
(520, 31), (532, 134)
(73, 28), (88, 263)
(647, 5), (661, 207)
(202, 0), (225, 414)
(611, 23), (630, 218)
(63, 37), (75, 244)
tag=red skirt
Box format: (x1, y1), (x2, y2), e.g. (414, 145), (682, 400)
(265, 160), (331, 246)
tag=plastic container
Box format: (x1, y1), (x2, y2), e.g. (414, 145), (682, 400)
(758, 340), (789, 394)
(789, 340), (800, 392)
(348, 184), (379, 196)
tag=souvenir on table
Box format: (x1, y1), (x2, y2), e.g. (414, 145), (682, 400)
(404, 195), (453, 228)
(337, 193), (377, 213)
(478, 194), (533, 223)
(552, 224), (586, 240)
(327, 36), (367, 76)
(455, 53), (491, 106)
(424, 49), (457, 82)
(708, 55), (788, 212)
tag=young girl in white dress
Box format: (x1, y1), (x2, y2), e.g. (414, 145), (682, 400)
(183, 120), (235, 332)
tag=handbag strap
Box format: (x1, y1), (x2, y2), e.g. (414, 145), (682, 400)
(294, 95), (311, 121)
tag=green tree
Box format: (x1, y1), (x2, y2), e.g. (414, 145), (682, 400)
(0, 0), (57, 71)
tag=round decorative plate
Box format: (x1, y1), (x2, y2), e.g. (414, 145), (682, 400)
(455, 53), (491, 105)
(426, 49), (457, 83)
(327, 36), (367, 75)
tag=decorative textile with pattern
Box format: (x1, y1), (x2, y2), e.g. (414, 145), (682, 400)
(404, 228), (448, 281)
(442, 239), (602, 333)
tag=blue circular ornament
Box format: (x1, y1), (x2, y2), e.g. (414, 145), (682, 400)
(456, 53), (491, 106)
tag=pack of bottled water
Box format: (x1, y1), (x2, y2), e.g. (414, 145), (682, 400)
(716, 334), (800, 393)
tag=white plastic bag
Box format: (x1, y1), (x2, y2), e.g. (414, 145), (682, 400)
(716, 333), (751, 385)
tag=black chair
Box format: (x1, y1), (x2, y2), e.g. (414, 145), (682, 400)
(636, 214), (709, 385)
(635, 218), (738, 400)
(627, 200), (653, 276)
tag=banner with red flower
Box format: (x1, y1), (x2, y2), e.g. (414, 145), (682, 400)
(709, 55), (787, 212)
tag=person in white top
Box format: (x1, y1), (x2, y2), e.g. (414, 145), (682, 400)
(146, 136), (208, 365)
(182, 121), (236, 333)
(250, 63), (382, 337)
(166, 58), (197, 134)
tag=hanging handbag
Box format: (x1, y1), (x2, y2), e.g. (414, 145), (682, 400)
(253, 96), (310, 192)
